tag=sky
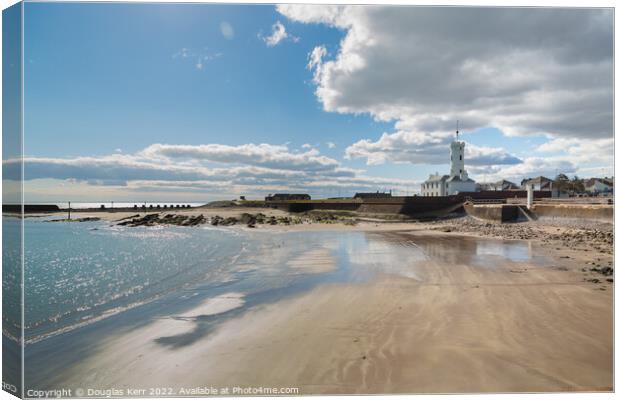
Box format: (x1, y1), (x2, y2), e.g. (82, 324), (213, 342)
(8, 3), (614, 202)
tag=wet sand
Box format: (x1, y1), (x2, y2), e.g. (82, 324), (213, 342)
(32, 230), (612, 394)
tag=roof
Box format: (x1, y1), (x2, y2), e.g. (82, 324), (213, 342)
(585, 178), (613, 187)
(523, 176), (552, 184)
(425, 174), (449, 182)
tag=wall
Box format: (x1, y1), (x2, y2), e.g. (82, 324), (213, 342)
(531, 204), (613, 222)
(463, 204), (519, 222)
(448, 180), (476, 195)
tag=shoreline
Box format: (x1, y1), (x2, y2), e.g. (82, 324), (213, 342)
(19, 208), (613, 393)
(25, 225), (612, 394)
(40, 207), (615, 259)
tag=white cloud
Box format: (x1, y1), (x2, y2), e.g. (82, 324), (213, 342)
(279, 5), (612, 175)
(345, 130), (521, 167)
(261, 21), (299, 47)
(469, 157), (577, 183)
(140, 143), (341, 172)
(7, 143), (421, 198)
(220, 21), (235, 40)
(536, 137), (613, 164)
(326, 142), (336, 149)
(469, 136), (614, 182)
(307, 45), (326, 71)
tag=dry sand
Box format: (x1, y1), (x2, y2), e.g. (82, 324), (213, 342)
(46, 229), (612, 394)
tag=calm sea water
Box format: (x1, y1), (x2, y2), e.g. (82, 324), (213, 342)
(14, 218), (248, 343)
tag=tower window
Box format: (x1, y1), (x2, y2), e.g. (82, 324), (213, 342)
(460, 155), (462, 160)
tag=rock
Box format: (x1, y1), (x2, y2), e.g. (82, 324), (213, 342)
(117, 213), (206, 227)
(115, 214), (140, 222)
(221, 217), (238, 226)
(240, 213), (256, 225)
(590, 266), (614, 276)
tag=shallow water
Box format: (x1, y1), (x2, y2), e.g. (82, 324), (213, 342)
(12, 218), (548, 390)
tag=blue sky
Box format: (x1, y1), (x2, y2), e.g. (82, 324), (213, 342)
(24, 3), (375, 154)
(13, 3), (614, 201)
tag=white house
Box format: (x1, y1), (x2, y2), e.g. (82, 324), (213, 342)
(520, 176), (553, 191)
(421, 130), (476, 196)
(478, 180), (519, 191)
(584, 178), (613, 194)
(421, 173), (449, 196)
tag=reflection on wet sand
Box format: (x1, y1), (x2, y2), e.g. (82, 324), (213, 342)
(24, 229), (611, 394)
(376, 231), (538, 268)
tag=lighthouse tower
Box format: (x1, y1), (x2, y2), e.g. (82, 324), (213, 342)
(450, 141), (466, 179)
(449, 123), (468, 180)
(420, 121), (476, 196)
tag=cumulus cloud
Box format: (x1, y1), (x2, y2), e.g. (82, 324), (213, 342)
(5, 142), (419, 197)
(261, 21), (299, 47)
(140, 143), (340, 172)
(279, 5), (612, 177)
(307, 45), (326, 71)
(345, 130), (521, 167)
(466, 136), (614, 183)
(536, 137), (613, 164)
(469, 157), (577, 183)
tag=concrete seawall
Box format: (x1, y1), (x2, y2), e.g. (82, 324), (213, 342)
(531, 204), (613, 222)
(267, 196), (465, 217)
(464, 203), (613, 223)
(463, 204), (520, 222)
(263, 191), (555, 219)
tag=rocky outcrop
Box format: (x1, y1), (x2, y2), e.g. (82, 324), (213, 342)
(118, 213), (206, 227)
(115, 211), (359, 228)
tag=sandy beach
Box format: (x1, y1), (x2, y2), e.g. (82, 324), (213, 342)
(24, 210), (613, 394)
